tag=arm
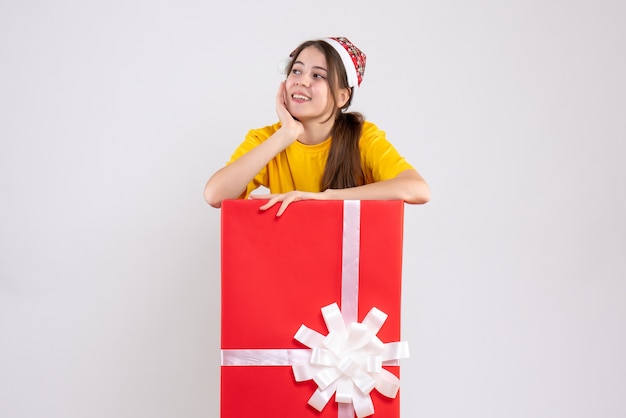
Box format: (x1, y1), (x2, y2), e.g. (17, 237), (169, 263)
(323, 169), (429, 203)
(203, 83), (303, 208)
(251, 169), (430, 216)
(203, 127), (296, 208)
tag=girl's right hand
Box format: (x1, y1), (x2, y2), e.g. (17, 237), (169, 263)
(276, 81), (304, 141)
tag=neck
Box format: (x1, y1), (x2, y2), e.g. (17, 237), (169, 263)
(298, 117), (335, 145)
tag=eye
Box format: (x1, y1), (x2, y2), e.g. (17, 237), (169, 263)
(313, 72), (326, 80)
(291, 68), (301, 75)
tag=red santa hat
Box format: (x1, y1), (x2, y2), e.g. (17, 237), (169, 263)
(321, 37), (366, 88)
(278, 36), (367, 88)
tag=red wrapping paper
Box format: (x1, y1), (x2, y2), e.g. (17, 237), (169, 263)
(220, 199), (405, 417)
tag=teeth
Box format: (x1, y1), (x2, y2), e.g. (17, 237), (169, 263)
(292, 94), (310, 101)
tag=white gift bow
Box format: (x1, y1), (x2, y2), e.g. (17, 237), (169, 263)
(220, 201), (409, 418)
(292, 302), (409, 418)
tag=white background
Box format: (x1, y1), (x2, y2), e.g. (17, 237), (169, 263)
(1, 1), (625, 417)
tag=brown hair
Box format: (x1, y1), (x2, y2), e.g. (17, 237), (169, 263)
(287, 40), (365, 190)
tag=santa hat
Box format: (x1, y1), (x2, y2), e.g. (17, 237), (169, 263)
(322, 37), (366, 88)
(278, 37), (367, 88)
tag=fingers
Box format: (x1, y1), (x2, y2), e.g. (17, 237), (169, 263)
(276, 194), (298, 217)
(249, 194), (274, 200)
(253, 191), (318, 216)
(259, 197), (279, 211)
(254, 192), (300, 216)
(276, 82), (285, 105)
(282, 81), (289, 108)
(276, 81), (289, 113)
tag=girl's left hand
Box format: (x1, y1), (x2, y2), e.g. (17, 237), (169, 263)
(249, 191), (324, 216)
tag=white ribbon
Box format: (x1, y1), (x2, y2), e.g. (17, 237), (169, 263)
(221, 200), (409, 418)
(221, 349), (312, 366)
(292, 302), (409, 418)
(341, 200), (361, 325)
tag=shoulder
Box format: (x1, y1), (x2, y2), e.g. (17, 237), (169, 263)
(359, 120), (388, 145)
(246, 122), (281, 142)
(361, 120), (381, 133)
(231, 122), (280, 160)
(358, 120), (404, 159)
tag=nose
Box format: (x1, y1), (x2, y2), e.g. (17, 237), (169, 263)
(295, 76), (309, 87)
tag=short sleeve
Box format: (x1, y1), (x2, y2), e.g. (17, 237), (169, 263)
(359, 122), (414, 183)
(228, 128), (271, 198)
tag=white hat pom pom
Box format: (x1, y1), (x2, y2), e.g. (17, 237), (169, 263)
(277, 57), (292, 76)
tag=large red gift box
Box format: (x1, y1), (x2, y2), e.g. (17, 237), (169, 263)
(220, 199), (407, 418)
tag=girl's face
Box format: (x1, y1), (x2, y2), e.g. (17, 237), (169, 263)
(285, 46), (341, 122)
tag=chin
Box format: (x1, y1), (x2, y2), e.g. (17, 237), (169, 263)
(287, 108), (305, 120)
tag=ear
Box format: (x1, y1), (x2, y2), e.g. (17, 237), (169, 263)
(336, 88), (351, 108)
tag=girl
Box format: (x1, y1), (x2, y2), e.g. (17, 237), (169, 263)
(204, 37), (430, 216)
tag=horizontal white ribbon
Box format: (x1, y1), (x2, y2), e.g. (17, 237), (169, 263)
(221, 347), (404, 368)
(221, 349), (312, 366)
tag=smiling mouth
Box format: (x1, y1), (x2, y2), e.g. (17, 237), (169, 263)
(292, 94), (311, 101)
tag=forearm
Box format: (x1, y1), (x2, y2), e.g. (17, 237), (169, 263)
(204, 128), (295, 207)
(322, 169), (430, 204)
(251, 169), (429, 216)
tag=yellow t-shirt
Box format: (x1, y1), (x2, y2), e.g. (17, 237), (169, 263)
(228, 121), (414, 198)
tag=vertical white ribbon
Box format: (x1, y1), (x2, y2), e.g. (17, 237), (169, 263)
(340, 200), (361, 418)
(341, 200), (361, 326)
